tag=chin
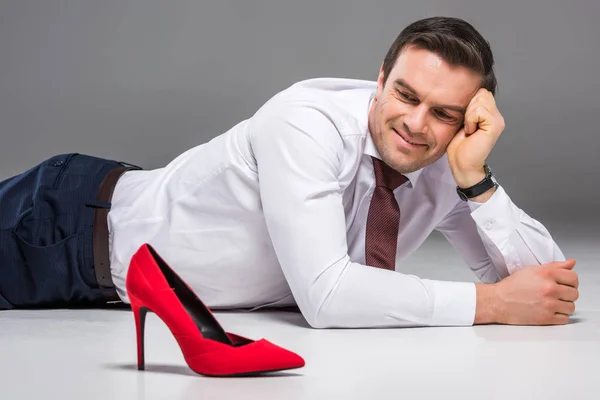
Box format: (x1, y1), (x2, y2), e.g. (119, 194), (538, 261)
(382, 154), (421, 174)
(387, 151), (441, 174)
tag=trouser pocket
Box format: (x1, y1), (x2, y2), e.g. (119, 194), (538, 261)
(11, 230), (89, 306)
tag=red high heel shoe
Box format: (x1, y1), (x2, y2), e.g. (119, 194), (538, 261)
(125, 243), (305, 377)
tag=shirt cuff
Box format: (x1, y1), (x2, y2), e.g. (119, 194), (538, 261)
(426, 280), (476, 326)
(467, 185), (519, 244)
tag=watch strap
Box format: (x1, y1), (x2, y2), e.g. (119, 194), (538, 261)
(456, 164), (498, 201)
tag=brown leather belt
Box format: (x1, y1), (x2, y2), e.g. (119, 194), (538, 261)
(92, 165), (131, 303)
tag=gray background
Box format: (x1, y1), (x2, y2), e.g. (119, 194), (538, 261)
(1, 0), (598, 223)
(1, 6), (600, 398)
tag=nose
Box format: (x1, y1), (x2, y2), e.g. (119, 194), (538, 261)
(404, 104), (428, 134)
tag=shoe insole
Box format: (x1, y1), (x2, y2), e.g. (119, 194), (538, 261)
(147, 245), (234, 346)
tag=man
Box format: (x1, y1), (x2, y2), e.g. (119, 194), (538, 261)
(0, 16), (578, 328)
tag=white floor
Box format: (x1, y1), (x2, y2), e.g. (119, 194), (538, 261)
(1, 219), (599, 400)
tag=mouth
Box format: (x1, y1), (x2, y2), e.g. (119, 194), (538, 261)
(392, 128), (427, 148)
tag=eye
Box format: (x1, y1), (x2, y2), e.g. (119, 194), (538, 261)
(398, 91), (417, 102)
(434, 109), (453, 120)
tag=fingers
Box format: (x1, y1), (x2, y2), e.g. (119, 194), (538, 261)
(551, 313), (570, 325)
(551, 268), (579, 288)
(554, 299), (576, 316)
(554, 258), (576, 269)
(464, 106), (492, 135)
(556, 284), (579, 302)
(463, 89), (503, 135)
(470, 88), (495, 105)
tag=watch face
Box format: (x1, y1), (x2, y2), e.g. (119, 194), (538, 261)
(484, 164), (493, 176)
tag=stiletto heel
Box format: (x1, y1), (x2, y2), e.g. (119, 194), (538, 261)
(125, 243), (305, 377)
(131, 299), (148, 371)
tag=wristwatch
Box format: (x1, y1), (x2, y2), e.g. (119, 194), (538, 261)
(456, 164), (499, 201)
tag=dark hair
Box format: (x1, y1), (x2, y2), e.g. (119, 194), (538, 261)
(381, 16), (497, 95)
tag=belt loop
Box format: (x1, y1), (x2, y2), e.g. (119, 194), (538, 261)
(92, 165), (131, 302)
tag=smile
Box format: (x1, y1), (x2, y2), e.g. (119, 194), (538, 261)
(393, 128), (426, 148)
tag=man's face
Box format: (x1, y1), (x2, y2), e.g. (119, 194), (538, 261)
(368, 45), (482, 174)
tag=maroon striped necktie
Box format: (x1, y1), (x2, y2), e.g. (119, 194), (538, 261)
(365, 156), (408, 270)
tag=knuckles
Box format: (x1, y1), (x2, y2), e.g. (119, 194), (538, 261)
(540, 282), (558, 297)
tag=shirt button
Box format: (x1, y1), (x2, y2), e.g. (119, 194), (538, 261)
(484, 221), (493, 230)
(53, 160), (64, 167)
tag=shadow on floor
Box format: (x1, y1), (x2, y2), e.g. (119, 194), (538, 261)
(105, 362), (304, 378)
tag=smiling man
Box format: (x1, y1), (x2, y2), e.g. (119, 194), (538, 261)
(0, 16), (579, 329)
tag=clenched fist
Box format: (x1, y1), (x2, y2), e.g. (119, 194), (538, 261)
(476, 259), (579, 325)
(447, 88), (505, 189)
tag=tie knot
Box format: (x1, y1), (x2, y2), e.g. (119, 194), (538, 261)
(372, 157), (408, 191)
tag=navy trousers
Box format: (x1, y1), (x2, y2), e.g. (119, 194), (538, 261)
(0, 153), (141, 309)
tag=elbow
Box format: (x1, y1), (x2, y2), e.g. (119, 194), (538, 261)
(296, 285), (341, 329)
(299, 302), (335, 329)
(305, 317), (327, 329)
(294, 257), (352, 329)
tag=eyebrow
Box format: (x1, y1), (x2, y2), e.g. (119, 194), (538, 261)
(394, 79), (466, 114)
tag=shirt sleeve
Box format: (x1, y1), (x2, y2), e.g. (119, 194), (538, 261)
(436, 185), (566, 283)
(250, 99), (476, 329)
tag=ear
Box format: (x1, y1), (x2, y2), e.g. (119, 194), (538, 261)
(376, 64), (386, 95)
(377, 64), (385, 88)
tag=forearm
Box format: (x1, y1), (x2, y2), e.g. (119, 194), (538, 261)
(301, 256), (477, 329)
(468, 185), (565, 275)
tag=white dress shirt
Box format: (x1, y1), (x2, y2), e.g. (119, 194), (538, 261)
(107, 77), (565, 328)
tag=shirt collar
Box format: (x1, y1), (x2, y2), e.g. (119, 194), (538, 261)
(363, 96), (424, 188)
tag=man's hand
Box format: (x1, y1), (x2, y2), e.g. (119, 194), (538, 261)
(447, 88), (505, 189)
(475, 259), (579, 325)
